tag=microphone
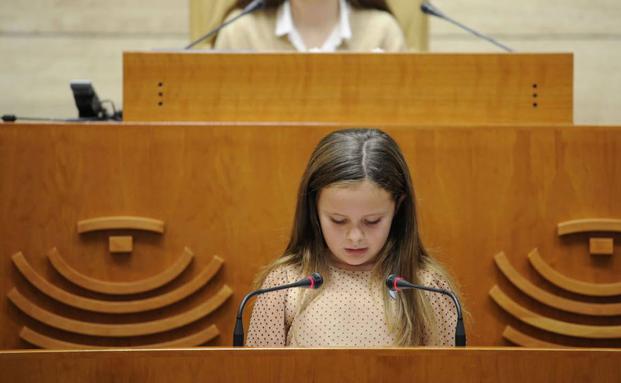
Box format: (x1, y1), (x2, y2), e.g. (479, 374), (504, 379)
(421, 1), (513, 52)
(185, 0), (265, 49)
(2, 115), (89, 122)
(386, 274), (466, 347)
(233, 272), (323, 347)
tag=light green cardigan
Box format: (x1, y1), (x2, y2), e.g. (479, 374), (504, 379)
(213, 6), (407, 52)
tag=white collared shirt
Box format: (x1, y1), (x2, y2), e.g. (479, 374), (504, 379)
(275, 0), (352, 52)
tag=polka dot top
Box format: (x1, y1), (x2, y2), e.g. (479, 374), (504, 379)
(246, 264), (458, 347)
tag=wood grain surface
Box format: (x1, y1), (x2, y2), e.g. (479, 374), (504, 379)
(123, 53), (573, 124)
(0, 347), (620, 382)
(1, 122), (620, 349)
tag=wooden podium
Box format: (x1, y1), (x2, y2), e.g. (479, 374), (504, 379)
(1, 347), (620, 382)
(123, 52), (573, 124)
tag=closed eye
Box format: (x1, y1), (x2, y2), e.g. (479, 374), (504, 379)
(365, 218), (381, 225)
(330, 218), (347, 225)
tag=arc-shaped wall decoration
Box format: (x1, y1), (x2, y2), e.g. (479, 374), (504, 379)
(557, 218), (621, 236)
(19, 325), (220, 349)
(502, 326), (566, 348)
(12, 252), (224, 314)
(48, 247), (194, 295)
(494, 252), (621, 316)
(9, 212), (232, 348)
(77, 216), (165, 255)
(489, 285), (621, 339)
(8, 285), (233, 337)
(528, 248), (621, 297)
(77, 216), (165, 234)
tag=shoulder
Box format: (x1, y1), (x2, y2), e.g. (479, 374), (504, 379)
(417, 268), (453, 292)
(351, 8), (402, 30)
(261, 263), (303, 288)
(225, 8), (276, 32)
(214, 8), (278, 50)
(348, 8), (406, 51)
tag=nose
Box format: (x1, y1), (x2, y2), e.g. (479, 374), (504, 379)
(347, 226), (364, 244)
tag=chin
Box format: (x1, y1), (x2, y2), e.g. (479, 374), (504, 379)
(340, 254), (376, 267)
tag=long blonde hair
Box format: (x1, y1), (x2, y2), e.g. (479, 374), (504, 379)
(255, 128), (459, 345)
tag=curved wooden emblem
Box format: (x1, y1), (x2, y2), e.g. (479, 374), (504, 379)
(494, 252), (621, 316)
(48, 247), (194, 295)
(77, 216), (165, 234)
(502, 326), (567, 348)
(489, 285), (621, 339)
(557, 218), (621, 236)
(20, 325), (220, 349)
(13, 252), (223, 313)
(528, 248), (621, 297)
(8, 285), (233, 337)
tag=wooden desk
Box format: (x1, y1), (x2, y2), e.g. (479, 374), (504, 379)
(123, 52), (573, 124)
(1, 347), (620, 382)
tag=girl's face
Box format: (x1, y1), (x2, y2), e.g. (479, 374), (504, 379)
(317, 179), (396, 271)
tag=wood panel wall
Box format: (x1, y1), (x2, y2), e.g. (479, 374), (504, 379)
(1, 123), (620, 349)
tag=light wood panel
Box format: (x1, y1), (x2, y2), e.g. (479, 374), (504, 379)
(557, 218), (621, 236)
(12, 252), (224, 314)
(8, 286), (233, 337)
(1, 348), (620, 382)
(19, 325), (220, 349)
(429, 0), (621, 36)
(109, 236), (133, 253)
(48, 247), (194, 295)
(494, 252), (621, 316)
(502, 326), (567, 348)
(1, 123), (621, 349)
(489, 286), (621, 339)
(528, 248), (621, 297)
(123, 52), (573, 124)
(589, 238), (614, 256)
(77, 216), (165, 234)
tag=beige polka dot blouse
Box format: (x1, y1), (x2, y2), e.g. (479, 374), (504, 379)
(246, 264), (458, 347)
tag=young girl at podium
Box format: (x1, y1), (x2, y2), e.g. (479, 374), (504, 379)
(246, 128), (461, 347)
(214, 0), (406, 52)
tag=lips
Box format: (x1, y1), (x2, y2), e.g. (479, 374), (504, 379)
(345, 247), (368, 255)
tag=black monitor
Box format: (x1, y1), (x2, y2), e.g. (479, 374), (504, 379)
(70, 80), (106, 119)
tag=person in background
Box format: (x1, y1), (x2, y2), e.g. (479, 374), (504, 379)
(214, 0), (406, 52)
(245, 128), (462, 347)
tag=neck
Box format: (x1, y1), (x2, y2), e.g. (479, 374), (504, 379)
(290, 0), (340, 31)
(328, 257), (376, 272)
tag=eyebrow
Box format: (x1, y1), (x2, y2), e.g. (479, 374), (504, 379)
(326, 211), (386, 218)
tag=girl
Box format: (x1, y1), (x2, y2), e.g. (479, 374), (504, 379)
(246, 128), (461, 347)
(214, 0), (406, 52)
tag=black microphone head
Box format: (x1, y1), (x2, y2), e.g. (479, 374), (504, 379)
(309, 272), (323, 289)
(386, 274), (398, 291)
(420, 2), (443, 18)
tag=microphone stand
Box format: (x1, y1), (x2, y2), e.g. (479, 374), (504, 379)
(233, 273), (322, 347)
(387, 275), (466, 347)
(185, 0), (265, 49)
(421, 1), (513, 52)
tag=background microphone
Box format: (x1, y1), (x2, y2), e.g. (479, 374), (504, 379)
(421, 1), (513, 52)
(1, 115), (100, 122)
(185, 0), (265, 49)
(233, 272), (323, 347)
(386, 274), (466, 347)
